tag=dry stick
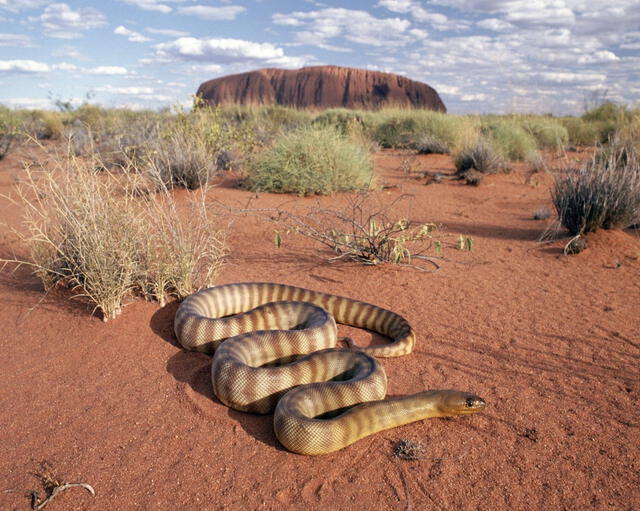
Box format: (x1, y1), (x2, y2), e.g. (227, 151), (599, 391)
(3, 482), (95, 510)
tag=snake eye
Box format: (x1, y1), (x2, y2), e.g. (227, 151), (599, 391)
(465, 397), (475, 408)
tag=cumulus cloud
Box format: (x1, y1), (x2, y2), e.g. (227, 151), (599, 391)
(376, 0), (453, 30)
(146, 27), (190, 37)
(35, 3), (107, 39)
(0, 33), (33, 47)
(114, 25), (151, 43)
(0, 0), (46, 12)
(177, 5), (246, 20)
(0, 59), (50, 73)
(86, 66), (129, 75)
(118, 0), (173, 14)
(476, 18), (513, 32)
(95, 85), (154, 95)
(53, 62), (78, 71)
(272, 7), (422, 48)
(155, 37), (307, 68)
(577, 50), (620, 64)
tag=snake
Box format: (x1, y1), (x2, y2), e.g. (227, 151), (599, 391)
(174, 282), (485, 455)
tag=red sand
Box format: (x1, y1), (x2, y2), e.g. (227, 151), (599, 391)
(1, 144), (638, 510)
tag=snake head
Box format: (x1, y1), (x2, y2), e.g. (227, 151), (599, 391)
(438, 390), (486, 415)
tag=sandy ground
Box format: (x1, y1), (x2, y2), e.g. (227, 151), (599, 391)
(0, 143), (638, 511)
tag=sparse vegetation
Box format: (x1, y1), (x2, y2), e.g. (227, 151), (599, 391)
(552, 141), (640, 236)
(0, 106), (21, 160)
(246, 125), (373, 195)
(269, 193), (441, 268)
(454, 138), (507, 178)
(3, 146), (226, 320)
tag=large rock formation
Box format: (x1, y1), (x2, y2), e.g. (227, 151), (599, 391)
(196, 66), (446, 112)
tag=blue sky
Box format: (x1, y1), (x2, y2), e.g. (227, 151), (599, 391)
(0, 0), (638, 114)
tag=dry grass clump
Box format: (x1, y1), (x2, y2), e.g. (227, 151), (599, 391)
(454, 138), (507, 181)
(3, 148), (226, 319)
(246, 125), (373, 195)
(552, 141), (640, 236)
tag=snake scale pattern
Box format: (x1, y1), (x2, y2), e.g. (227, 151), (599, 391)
(174, 282), (485, 455)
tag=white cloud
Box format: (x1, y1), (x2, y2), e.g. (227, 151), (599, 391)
(118, 0), (172, 14)
(477, 18), (512, 32)
(114, 25), (151, 43)
(272, 8), (420, 48)
(533, 71), (607, 84)
(376, 0), (453, 30)
(87, 66), (129, 75)
(178, 5), (246, 20)
(577, 50), (620, 64)
(146, 27), (189, 37)
(53, 62), (78, 71)
(155, 37), (307, 68)
(0, 0), (46, 12)
(95, 85), (154, 95)
(0, 59), (50, 73)
(52, 45), (84, 59)
(35, 3), (107, 39)
(190, 64), (223, 74)
(0, 33), (33, 46)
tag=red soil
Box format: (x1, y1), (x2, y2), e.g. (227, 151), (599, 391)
(0, 144), (638, 510)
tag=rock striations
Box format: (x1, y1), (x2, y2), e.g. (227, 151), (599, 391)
(196, 66), (446, 112)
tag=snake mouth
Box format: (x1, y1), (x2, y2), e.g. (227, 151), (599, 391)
(463, 396), (486, 413)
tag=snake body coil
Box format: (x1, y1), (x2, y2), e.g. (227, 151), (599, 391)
(175, 282), (485, 455)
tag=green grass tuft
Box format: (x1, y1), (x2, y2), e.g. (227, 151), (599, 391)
(246, 125), (373, 195)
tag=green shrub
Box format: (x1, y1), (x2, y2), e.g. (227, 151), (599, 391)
(246, 125), (373, 195)
(522, 117), (569, 150)
(560, 118), (604, 146)
(552, 144), (640, 235)
(0, 106), (21, 160)
(313, 108), (364, 134)
(482, 119), (538, 160)
(369, 110), (478, 153)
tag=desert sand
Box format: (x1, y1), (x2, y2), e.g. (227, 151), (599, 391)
(1, 143), (638, 510)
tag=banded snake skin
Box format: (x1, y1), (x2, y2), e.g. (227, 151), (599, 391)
(174, 282), (485, 455)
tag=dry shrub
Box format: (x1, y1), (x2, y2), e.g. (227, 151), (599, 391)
(552, 141), (640, 235)
(454, 138), (507, 176)
(260, 193), (448, 271)
(3, 147), (226, 319)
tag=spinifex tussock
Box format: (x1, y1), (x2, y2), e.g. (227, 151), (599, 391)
(3, 145), (226, 320)
(551, 139), (640, 236)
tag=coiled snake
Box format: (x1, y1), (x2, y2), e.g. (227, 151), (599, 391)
(174, 282), (485, 455)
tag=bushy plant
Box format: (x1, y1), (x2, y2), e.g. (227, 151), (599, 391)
(368, 110), (478, 153)
(482, 119), (538, 161)
(4, 149), (227, 319)
(246, 125), (373, 195)
(521, 117), (569, 150)
(552, 143), (640, 235)
(0, 106), (21, 160)
(560, 117), (603, 147)
(312, 108), (364, 134)
(454, 138), (506, 175)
